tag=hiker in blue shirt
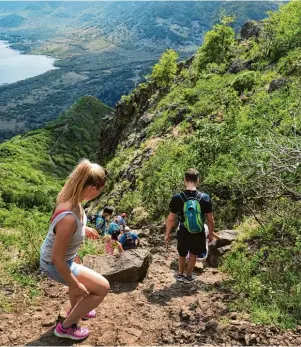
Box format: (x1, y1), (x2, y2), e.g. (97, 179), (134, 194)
(115, 213), (127, 231)
(107, 219), (121, 236)
(95, 206), (114, 236)
(119, 226), (140, 250)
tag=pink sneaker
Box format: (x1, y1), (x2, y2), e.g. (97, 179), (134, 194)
(67, 308), (96, 320)
(54, 321), (89, 340)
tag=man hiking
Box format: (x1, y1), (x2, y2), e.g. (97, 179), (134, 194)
(165, 168), (214, 284)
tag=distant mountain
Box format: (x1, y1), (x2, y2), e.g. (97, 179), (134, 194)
(0, 1), (279, 52)
(0, 14), (26, 28)
(0, 1), (280, 141)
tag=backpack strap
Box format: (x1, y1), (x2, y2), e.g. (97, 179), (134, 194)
(179, 192), (188, 203)
(180, 191), (204, 202)
(195, 191), (204, 202)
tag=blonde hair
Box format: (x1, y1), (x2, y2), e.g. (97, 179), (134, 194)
(57, 159), (107, 205)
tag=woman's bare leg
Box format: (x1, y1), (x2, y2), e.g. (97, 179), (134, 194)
(63, 266), (110, 327)
(68, 256), (84, 309)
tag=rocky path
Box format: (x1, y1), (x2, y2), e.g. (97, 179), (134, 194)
(1, 244), (301, 346)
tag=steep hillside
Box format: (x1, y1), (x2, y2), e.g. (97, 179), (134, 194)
(0, 1), (278, 141)
(0, 96), (112, 212)
(0, 0), (300, 337)
(92, 2), (301, 327)
(0, 96), (112, 309)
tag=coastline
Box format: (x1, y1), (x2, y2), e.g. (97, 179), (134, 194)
(0, 39), (58, 86)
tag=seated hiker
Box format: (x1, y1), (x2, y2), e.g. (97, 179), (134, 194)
(119, 226), (140, 250)
(104, 230), (124, 256)
(107, 219), (121, 236)
(115, 213), (127, 231)
(95, 206), (114, 236)
(120, 213), (127, 230)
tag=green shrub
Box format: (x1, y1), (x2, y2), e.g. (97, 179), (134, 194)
(148, 49), (179, 88)
(231, 71), (257, 93)
(140, 138), (196, 218)
(278, 48), (301, 76)
(196, 16), (236, 70)
(222, 205), (301, 328)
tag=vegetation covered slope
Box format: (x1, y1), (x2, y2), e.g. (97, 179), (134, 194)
(0, 1), (277, 142)
(0, 96), (112, 308)
(92, 2), (301, 328)
(1, 0), (300, 328)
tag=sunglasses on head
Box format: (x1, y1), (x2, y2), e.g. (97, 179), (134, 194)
(104, 168), (109, 178)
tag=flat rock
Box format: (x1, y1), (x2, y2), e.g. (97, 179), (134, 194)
(215, 230), (238, 248)
(83, 248), (151, 283)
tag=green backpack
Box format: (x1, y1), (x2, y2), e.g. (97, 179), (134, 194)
(180, 192), (204, 233)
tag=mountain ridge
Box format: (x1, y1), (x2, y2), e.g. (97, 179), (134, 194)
(0, 1), (278, 141)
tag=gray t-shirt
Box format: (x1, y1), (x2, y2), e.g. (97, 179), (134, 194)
(40, 210), (86, 263)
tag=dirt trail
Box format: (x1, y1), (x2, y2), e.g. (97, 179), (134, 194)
(1, 244), (301, 346)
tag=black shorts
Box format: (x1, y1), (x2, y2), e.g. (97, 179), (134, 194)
(177, 226), (207, 257)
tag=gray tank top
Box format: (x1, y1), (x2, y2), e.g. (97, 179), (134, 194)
(40, 210), (87, 263)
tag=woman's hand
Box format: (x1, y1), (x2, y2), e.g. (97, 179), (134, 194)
(70, 282), (89, 298)
(85, 227), (99, 240)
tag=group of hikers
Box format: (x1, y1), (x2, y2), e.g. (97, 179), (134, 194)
(86, 207), (140, 254)
(39, 159), (215, 340)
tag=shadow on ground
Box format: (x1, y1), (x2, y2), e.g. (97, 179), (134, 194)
(142, 281), (206, 306)
(25, 326), (79, 346)
(110, 281), (139, 293)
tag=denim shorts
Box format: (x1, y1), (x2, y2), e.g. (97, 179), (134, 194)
(40, 257), (81, 285)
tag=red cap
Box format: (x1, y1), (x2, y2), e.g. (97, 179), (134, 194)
(121, 213), (127, 217)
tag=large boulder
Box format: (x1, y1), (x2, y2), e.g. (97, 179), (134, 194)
(177, 55), (195, 73)
(83, 248), (151, 283)
(215, 230), (238, 248)
(207, 230), (238, 267)
(268, 77), (288, 93)
(137, 112), (155, 129)
(240, 21), (262, 41)
(228, 59), (254, 74)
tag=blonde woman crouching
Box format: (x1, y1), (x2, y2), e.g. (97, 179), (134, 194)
(40, 159), (109, 340)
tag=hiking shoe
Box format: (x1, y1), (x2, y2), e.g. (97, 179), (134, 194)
(82, 309), (96, 320)
(174, 273), (185, 282)
(67, 308), (96, 320)
(54, 321), (89, 340)
(183, 275), (196, 284)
